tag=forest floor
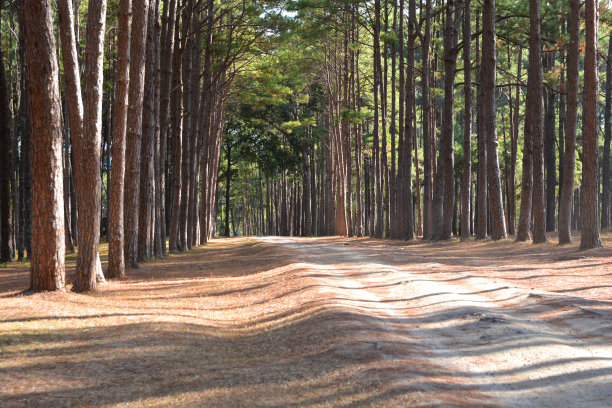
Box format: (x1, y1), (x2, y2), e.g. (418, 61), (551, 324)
(1, 233), (611, 407)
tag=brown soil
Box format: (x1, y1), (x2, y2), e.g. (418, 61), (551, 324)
(0, 233), (611, 407)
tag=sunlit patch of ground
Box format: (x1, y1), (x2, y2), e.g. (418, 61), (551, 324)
(0, 232), (610, 407)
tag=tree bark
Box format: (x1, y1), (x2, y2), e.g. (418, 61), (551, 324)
(558, 0), (579, 244)
(601, 32), (612, 230)
(517, 0), (543, 242)
(544, 83), (556, 232)
(433, 0), (462, 241)
(71, 0), (108, 291)
(107, 0), (132, 279)
(529, 0), (546, 244)
(124, 0), (151, 267)
(460, 0), (472, 240)
(23, 0), (66, 291)
(482, 0), (507, 240)
(0, 45), (11, 262)
(580, 0), (602, 249)
(138, 1), (157, 260)
(168, 13), (183, 252)
(421, 0), (433, 240)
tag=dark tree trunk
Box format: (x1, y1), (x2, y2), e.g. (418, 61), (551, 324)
(517, 0), (543, 242)
(124, 0), (150, 266)
(225, 144), (231, 237)
(138, 1), (157, 261)
(107, 0), (132, 278)
(476, 7), (488, 240)
(433, 0), (462, 241)
(530, 0), (546, 244)
(157, 0), (177, 256)
(23, 0), (66, 291)
(0, 45), (11, 262)
(558, 0), (579, 244)
(580, 0), (602, 249)
(601, 32), (612, 230)
(72, 0), (108, 292)
(168, 13), (183, 252)
(544, 83), (557, 232)
(482, 0), (507, 240)
(508, 47), (522, 236)
(460, 0), (472, 240)
(421, 0), (433, 240)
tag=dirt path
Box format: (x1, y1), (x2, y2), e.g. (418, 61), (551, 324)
(1, 235), (611, 407)
(259, 236), (612, 407)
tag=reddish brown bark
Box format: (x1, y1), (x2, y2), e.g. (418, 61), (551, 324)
(107, 0), (132, 279)
(23, 0), (66, 291)
(580, 0), (602, 249)
(124, 0), (151, 267)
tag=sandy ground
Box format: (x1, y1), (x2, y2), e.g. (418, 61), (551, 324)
(260, 235), (612, 407)
(0, 234), (611, 407)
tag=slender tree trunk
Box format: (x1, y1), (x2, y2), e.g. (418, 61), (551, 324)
(475, 8), (487, 239)
(601, 32), (612, 230)
(422, 0), (433, 240)
(124, 0), (151, 266)
(0, 45), (11, 262)
(544, 75), (557, 232)
(158, 0), (177, 256)
(433, 0), (462, 241)
(580, 0), (602, 249)
(460, 0), (472, 240)
(517, 0), (543, 242)
(18, 16), (32, 259)
(482, 0), (506, 240)
(372, 0), (382, 237)
(225, 144), (231, 237)
(529, 0), (546, 244)
(508, 47), (522, 236)
(138, 1), (157, 260)
(74, 0), (108, 290)
(107, 0), (132, 278)
(23, 0), (66, 291)
(402, 0), (416, 240)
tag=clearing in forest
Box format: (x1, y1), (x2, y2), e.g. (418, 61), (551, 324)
(1, 235), (611, 407)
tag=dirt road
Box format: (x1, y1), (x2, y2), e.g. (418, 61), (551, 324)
(259, 236), (612, 407)
(1, 235), (611, 407)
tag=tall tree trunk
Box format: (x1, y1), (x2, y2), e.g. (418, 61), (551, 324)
(482, 0), (506, 240)
(397, 0), (405, 240)
(508, 47), (522, 236)
(138, 1), (157, 261)
(475, 8), (488, 239)
(601, 32), (612, 230)
(433, 0), (462, 241)
(71, 0), (108, 291)
(0, 45), (11, 262)
(460, 0), (472, 240)
(544, 78), (557, 232)
(225, 144), (231, 237)
(558, 0), (578, 244)
(421, 0), (433, 240)
(517, 0), (543, 242)
(107, 0), (132, 279)
(580, 0), (602, 249)
(23, 0), (66, 291)
(157, 0), (177, 256)
(124, 0), (151, 267)
(402, 0), (416, 240)
(372, 0), (382, 237)
(18, 16), (32, 259)
(169, 14), (184, 252)
(530, 0), (546, 244)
